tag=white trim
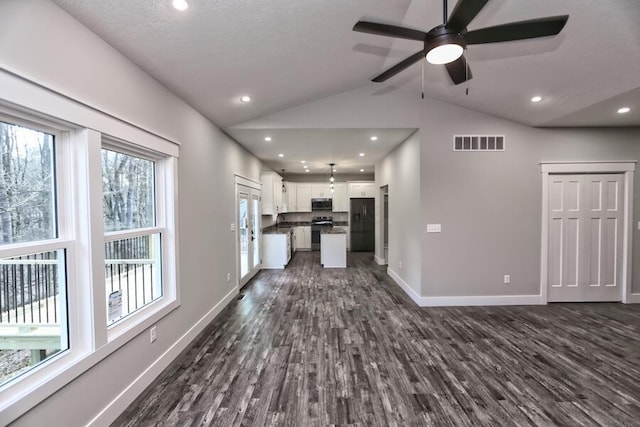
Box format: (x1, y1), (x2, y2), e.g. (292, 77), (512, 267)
(387, 268), (544, 307)
(622, 170), (634, 303)
(627, 293), (640, 304)
(387, 268), (422, 305)
(0, 69), (179, 157)
(540, 161), (636, 173)
(87, 285), (239, 427)
(540, 170), (550, 304)
(235, 174), (261, 190)
(419, 294), (545, 307)
(539, 162), (635, 304)
(374, 255), (386, 266)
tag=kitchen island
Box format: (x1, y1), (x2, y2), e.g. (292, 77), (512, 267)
(320, 227), (347, 268)
(262, 227), (293, 269)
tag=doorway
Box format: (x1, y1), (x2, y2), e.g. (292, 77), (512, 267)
(236, 178), (261, 288)
(540, 163), (634, 303)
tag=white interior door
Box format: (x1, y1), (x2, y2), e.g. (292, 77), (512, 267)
(548, 174), (623, 302)
(238, 184), (261, 287)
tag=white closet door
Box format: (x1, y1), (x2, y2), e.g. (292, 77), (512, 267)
(548, 174), (623, 302)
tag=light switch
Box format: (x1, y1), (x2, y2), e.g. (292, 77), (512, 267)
(426, 224), (442, 233)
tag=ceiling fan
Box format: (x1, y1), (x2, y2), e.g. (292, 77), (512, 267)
(353, 0), (569, 85)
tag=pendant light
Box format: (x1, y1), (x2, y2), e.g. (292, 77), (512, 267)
(329, 163), (335, 193)
(281, 169), (287, 193)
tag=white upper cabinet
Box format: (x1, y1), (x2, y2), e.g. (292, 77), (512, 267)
(282, 181), (296, 213)
(332, 183), (348, 212)
(311, 183), (332, 198)
(348, 181), (376, 198)
(260, 172), (283, 215)
(296, 184), (312, 212)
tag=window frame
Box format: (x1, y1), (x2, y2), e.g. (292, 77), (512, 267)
(0, 102), (180, 422)
(0, 111), (86, 401)
(101, 138), (177, 340)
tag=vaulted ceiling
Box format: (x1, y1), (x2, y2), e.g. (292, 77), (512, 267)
(52, 0), (640, 174)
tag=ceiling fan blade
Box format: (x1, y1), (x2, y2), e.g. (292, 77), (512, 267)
(446, 0), (490, 31)
(465, 15), (569, 44)
(353, 21), (427, 41)
(372, 51), (425, 82)
(445, 55), (472, 85)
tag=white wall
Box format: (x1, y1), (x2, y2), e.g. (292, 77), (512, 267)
(232, 76), (640, 302)
(419, 99), (640, 299)
(0, 1), (264, 424)
(376, 131), (421, 299)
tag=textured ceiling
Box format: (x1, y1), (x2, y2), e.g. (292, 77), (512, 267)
(51, 0), (640, 173)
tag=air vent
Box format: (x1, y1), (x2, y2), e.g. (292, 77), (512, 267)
(453, 135), (505, 151)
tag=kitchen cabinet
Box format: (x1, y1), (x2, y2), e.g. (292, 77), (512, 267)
(262, 231), (291, 268)
(260, 172), (283, 215)
(282, 181), (296, 213)
(321, 232), (347, 268)
(344, 226), (350, 250)
(294, 226), (311, 250)
(348, 181), (376, 198)
(332, 183), (348, 212)
(311, 183), (332, 198)
(296, 183), (312, 212)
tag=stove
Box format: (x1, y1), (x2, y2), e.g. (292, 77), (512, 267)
(311, 216), (333, 250)
(311, 216), (334, 226)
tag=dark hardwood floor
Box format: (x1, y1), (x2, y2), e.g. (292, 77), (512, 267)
(114, 252), (640, 426)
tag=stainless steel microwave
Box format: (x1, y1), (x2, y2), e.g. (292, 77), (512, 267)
(311, 198), (332, 211)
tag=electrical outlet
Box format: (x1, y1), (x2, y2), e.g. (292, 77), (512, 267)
(504, 275), (510, 284)
(226, 272), (231, 282)
(230, 223), (235, 232)
(150, 326), (157, 343)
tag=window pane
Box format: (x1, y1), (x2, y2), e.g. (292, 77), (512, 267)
(105, 234), (162, 325)
(0, 121), (56, 245)
(102, 149), (155, 232)
(0, 250), (68, 386)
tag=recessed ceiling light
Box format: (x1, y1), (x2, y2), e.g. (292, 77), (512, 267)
(618, 107), (631, 114)
(278, 153), (284, 158)
(531, 96), (542, 103)
(333, 168), (337, 172)
(303, 165), (308, 169)
(265, 137), (272, 142)
(359, 153), (365, 157)
(360, 169), (365, 172)
(305, 169), (310, 173)
(240, 95), (251, 103)
(300, 160), (306, 164)
(370, 136), (378, 141)
(172, 0), (189, 11)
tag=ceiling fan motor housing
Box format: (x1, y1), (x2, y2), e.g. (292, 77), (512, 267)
(425, 26), (467, 53)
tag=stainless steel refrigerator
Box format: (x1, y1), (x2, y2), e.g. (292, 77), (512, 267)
(350, 198), (375, 252)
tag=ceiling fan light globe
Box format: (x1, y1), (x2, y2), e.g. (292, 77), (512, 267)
(426, 43), (464, 65)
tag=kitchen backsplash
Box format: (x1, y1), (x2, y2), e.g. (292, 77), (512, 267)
(280, 212), (347, 223)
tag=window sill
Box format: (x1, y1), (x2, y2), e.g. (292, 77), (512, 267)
(0, 297), (180, 423)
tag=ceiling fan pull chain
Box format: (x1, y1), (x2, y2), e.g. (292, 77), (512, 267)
(421, 60), (425, 99)
(465, 58), (469, 96)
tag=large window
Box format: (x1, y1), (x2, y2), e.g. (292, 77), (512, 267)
(0, 74), (179, 423)
(102, 148), (163, 324)
(0, 120), (69, 386)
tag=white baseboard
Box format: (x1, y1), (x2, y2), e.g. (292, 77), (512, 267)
(387, 268), (544, 307)
(626, 293), (640, 304)
(89, 285), (239, 426)
(419, 294), (545, 307)
(374, 255), (385, 265)
(387, 268), (423, 305)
